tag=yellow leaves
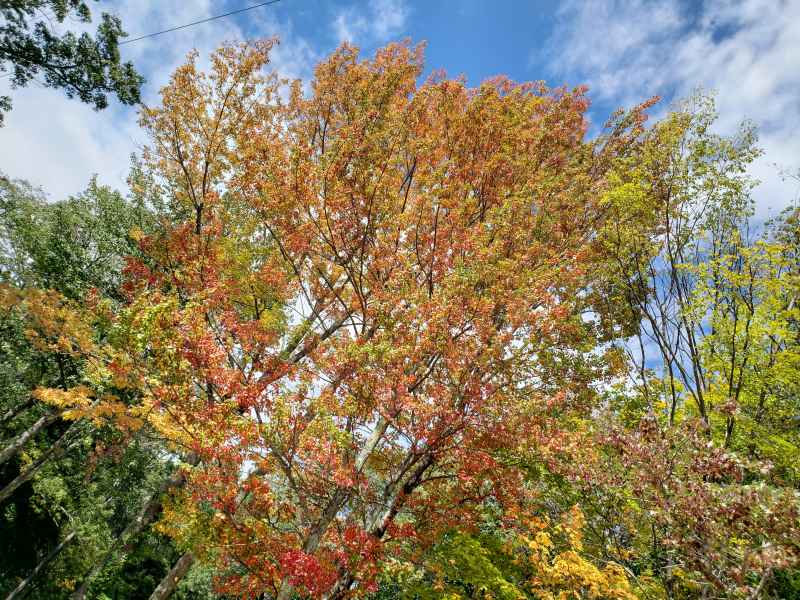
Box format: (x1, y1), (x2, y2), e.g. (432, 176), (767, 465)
(57, 578), (78, 592)
(534, 551), (634, 600)
(156, 487), (216, 558)
(533, 531), (553, 551)
(520, 507), (638, 600)
(561, 505), (586, 552)
(32, 387), (145, 430)
(0, 282), (22, 310)
(1, 285), (97, 358)
(87, 398), (145, 431)
(129, 225), (145, 242)
(141, 394), (198, 448)
(1, 283), (151, 435)
(33, 385), (93, 412)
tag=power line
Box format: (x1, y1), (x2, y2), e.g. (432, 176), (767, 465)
(119, 0), (284, 45)
(0, 0), (285, 78)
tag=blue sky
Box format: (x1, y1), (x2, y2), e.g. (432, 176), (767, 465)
(1, 0), (798, 217)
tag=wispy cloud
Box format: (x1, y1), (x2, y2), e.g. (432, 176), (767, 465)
(542, 0), (800, 216)
(332, 0), (409, 45)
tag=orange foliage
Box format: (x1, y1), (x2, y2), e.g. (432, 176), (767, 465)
(109, 40), (654, 598)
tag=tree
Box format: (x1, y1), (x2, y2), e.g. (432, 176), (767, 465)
(593, 94), (762, 427)
(1, 174), (155, 299)
(84, 40), (658, 599)
(686, 235), (800, 455)
(0, 175), (209, 600)
(0, 0), (143, 125)
(570, 95), (800, 598)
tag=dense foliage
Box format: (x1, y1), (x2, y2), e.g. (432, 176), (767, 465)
(0, 0), (143, 124)
(0, 41), (798, 600)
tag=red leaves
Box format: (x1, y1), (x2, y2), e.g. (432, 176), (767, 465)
(280, 550), (337, 597)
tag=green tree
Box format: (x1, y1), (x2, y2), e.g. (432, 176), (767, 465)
(0, 173), (154, 300)
(0, 0), (143, 125)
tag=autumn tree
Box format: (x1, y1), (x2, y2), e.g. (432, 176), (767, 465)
(86, 39), (662, 599)
(568, 96), (800, 598)
(591, 94), (762, 427)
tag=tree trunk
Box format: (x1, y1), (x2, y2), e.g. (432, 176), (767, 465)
(0, 411), (60, 467)
(1, 398), (34, 429)
(0, 420), (76, 504)
(69, 488), (167, 600)
(148, 552), (194, 600)
(70, 455), (198, 600)
(5, 530), (77, 600)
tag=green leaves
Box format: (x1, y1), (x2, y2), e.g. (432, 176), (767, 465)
(404, 533), (525, 600)
(0, 0), (143, 124)
(0, 174), (152, 301)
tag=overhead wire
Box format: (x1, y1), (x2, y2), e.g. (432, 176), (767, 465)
(119, 0), (284, 45)
(1, 0), (286, 80)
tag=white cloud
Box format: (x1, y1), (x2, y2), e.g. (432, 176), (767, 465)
(0, 0), (318, 199)
(543, 0), (800, 217)
(332, 0), (409, 45)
